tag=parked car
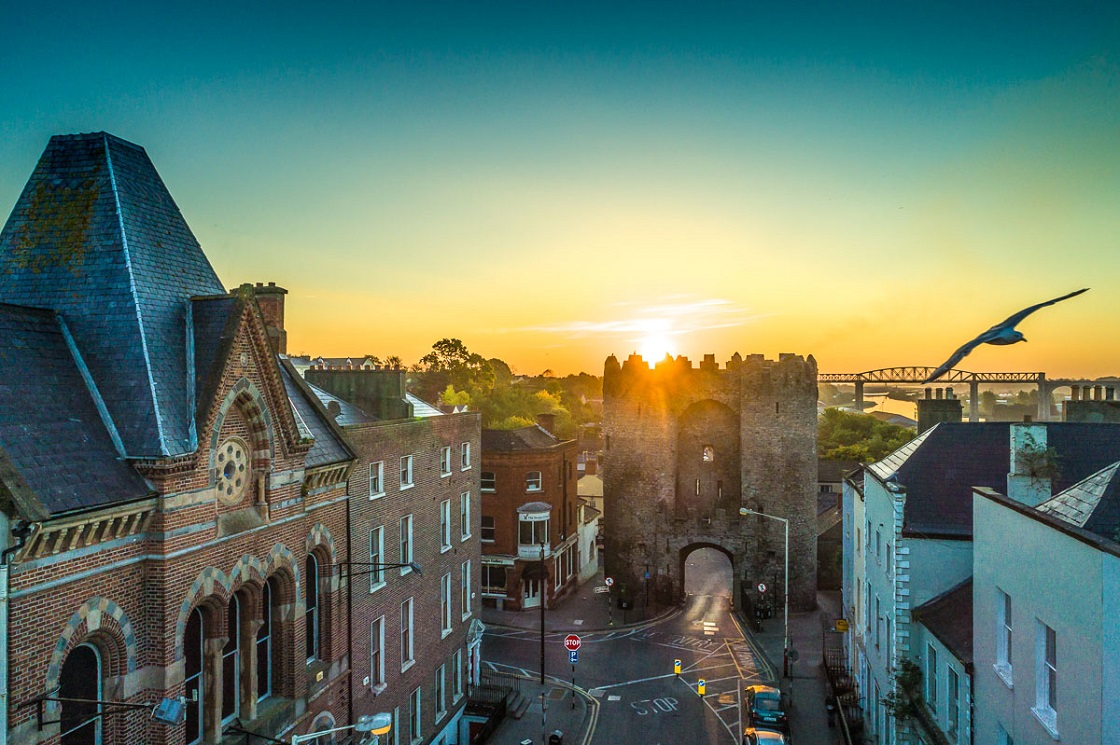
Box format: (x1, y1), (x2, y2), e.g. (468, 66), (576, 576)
(744, 684), (789, 731)
(743, 726), (789, 745)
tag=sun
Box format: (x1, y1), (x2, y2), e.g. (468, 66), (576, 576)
(638, 333), (677, 362)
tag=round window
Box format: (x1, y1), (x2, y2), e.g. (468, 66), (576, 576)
(216, 438), (250, 504)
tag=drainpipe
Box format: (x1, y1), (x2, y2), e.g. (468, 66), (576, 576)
(1, 519), (32, 743)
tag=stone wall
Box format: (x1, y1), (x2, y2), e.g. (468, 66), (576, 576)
(602, 352), (819, 610)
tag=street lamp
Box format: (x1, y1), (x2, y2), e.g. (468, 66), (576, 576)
(292, 712), (391, 744)
(739, 507), (790, 678)
(330, 561), (422, 579)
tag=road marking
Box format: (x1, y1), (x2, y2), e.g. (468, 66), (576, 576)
(608, 695), (621, 701)
(593, 672), (678, 690)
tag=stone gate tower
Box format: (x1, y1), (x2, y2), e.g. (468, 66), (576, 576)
(602, 351), (818, 610)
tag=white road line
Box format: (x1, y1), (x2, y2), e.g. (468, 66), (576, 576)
(592, 672), (678, 690)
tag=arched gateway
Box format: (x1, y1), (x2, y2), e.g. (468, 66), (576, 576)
(602, 352), (818, 611)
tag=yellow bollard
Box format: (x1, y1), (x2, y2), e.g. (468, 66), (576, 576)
(674, 659), (681, 675)
(698, 679), (706, 696)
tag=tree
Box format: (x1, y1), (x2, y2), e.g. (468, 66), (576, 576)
(413, 338), (495, 402)
(818, 408), (915, 463)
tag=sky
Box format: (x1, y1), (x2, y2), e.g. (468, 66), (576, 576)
(3, 2), (1119, 377)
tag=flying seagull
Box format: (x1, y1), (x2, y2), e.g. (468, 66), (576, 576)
(923, 288), (1089, 383)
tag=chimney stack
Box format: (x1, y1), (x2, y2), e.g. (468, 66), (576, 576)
(248, 282), (288, 354)
(1007, 422), (1051, 507)
(536, 413), (557, 434)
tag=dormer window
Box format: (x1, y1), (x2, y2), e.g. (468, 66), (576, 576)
(702, 446), (714, 462)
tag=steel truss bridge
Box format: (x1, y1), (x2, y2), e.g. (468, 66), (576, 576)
(818, 367), (1106, 422)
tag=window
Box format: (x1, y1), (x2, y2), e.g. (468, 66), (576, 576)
(400, 455), (414, 489)
(460, 492), (471, 540)
(409, 686), (422, 743)
(441, 573), (453, 636)
(369, 526), (385, 591)
(856, 526), (861, 556)
(461, 442), (471, 469)
(481, 564), (507, 595)
(440, 500), (452, 551)
(440, 446), (451, 476)
(875, 528), (881, 562)
(461, 560), (472, 619)
(1033, 621), (1057, 733)
(526, 471), (542, 491)
(996, 589), (1013, 684)
(370, 616), (385, 688)
(875, 596), (881, 648)
(518, 516), (548, 546)
(435, 664), (446, 719)
(401, 598), (414, 670)
(306, 554), (320, 662)
(947, 667), (960, 739)
(926, 644), (938, 711)
(481, 471), (495, 492)
(998, 724), (1014, 745)
(453, 649), (464, 701)
(369, 461), (385, 498)
(185, 608), (204, 745)
(702, 445), (714, 461)
(223, 595), (241, 723)
(399, 515), (413, 574)
(59, 643), (101, 745)
(257, 579), (273, 702)
(481, 516), (496, 542)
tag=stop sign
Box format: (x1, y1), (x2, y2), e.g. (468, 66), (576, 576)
(564, 634), (582, 651)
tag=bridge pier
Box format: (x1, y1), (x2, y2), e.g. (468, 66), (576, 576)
(855, 381), (864, 411)
(1038, 377), (1050, 421)
(969, 381), (980, 422)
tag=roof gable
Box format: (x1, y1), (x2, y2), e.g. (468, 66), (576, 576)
(1038, 460), (1120, 541)
(0, 133), (225, 458)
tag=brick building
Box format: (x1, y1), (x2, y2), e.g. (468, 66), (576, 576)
(601, 352), (819, 611)
(303, 365), (482, 745)
(0, 133), (354, 743)
(479, 424), (579, 611)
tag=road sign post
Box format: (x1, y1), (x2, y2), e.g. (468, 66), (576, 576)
(564, 634), (582, 652)
(568, 649), (579, 664)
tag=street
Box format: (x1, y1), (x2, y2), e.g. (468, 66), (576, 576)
(482, 549), (772, 745)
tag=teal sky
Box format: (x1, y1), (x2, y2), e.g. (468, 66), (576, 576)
(3, 2), (1119, 376)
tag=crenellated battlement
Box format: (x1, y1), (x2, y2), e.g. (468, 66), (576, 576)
(603, 351), (817, 403)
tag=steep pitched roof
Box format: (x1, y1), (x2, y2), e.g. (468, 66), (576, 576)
(869, 423), (1120, 538)
(1037, 460), (1120, 542)
(913, 578), (973, 666)
(0, 303), (153, 516)
(0, 133), (225, 457)
(278, 360), (353, 468)
(482, 425), (563, 452)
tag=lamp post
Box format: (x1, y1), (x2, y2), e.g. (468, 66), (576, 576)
(291, 712), (391, 744)
(739, 507), (790, 678)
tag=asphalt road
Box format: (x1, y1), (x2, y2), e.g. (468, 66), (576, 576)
(483, 549), (775, 745)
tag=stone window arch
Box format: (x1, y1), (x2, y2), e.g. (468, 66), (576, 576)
(305, 553), (321, 663)
(184, 607), (206, 745)
(59, 642), (101, 745)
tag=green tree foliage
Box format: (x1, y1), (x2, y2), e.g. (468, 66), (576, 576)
(818, 408), (915, 462)
(413, 338), (495, 403)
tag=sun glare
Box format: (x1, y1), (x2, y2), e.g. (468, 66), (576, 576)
(638, 333), (676, 362)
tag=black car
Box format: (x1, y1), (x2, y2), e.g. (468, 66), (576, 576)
(744, 685), (789, 731)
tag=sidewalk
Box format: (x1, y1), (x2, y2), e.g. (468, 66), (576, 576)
(481, 677), (590, 745)
(742, 591), (844, 744)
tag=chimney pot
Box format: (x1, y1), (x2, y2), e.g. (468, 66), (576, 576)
(1107, 386), (1115, 401)
(1094, 385), (1103, 401)
(925, 387), (932, 399)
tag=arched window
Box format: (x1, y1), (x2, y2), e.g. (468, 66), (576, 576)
(59, 643), (101, 745)
(222, 596), (240, 724)
(257, 579), (273, 702)
(184, 608), (204, 745)
(702, 446), (714, 462)
(310, 712), (337, 744)
(306, 554), (320, 662)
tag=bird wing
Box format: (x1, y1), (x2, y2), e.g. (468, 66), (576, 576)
(923, 334), (988, 383)
(995, 288), (1089, 331)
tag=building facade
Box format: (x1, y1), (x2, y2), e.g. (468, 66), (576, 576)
(478, 426), (579, 611)
(304, 365), (483, 745)
(602, 352), (818, 610)
(0, 133), (352, 744)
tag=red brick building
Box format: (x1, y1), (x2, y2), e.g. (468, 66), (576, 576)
(303, 366), (482, 745)
(0, 134), (353, 744)
(479, 425), (579, 611)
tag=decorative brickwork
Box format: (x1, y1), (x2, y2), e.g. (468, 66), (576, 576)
(602, 352), (819, 610)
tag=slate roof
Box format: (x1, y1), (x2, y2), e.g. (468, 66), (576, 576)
(0, 133), (226, 458)
(482, 425), (562, 452)
(1037, 460), (1120, 542)
(191, 295), (242, 417)
(913, 578), (973, 666)
(306, 382), (379, 427)
(407, 394), (443, 418)
(867, 423), (1120, 538)
(0, 303), (153, 516)
(278, 361), (352, 468)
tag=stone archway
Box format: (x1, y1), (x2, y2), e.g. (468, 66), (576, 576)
(680, 543), (734, 599)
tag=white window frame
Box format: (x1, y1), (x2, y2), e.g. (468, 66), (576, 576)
(461, 560), (472, 620)
(526, 471), (542, 492)
(440, 573), (453, 637)
(401, 598), (414, 671)
(440, 446), (452, 476)
(399, 515), (413, 575)
(369, 461), (385, 499)
(926, 643), (938, 712)
(460, 491), (471, 541)
(370, 615), (385, 690)
(435, 664), (446, 720)
(460, 441), (471, 470)
(400, 455), (414, 490)
(440, 500), (452, 552)
(518, 516), (549, 546)
(453, 649), (464, 702)
(947, 666), (959, 740)
(369, 526), (386, 592)
(481, 471), (496, 492)
(409, 685), (422, 743)
(481, 515), (496, 543)
(996, 589), (1013, 686)
(1032, 620), (1058, 736)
